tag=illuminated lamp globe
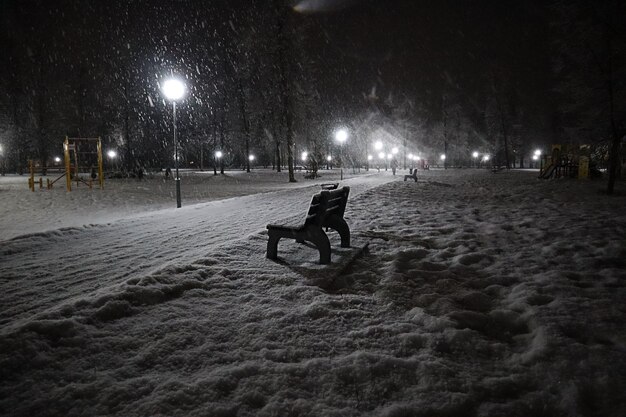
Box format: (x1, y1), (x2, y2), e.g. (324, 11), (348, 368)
(162, 79), (186, 101)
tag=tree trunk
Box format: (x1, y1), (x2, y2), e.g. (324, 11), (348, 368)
(275, 2), (296, 182)
(212, 114), (218, 175)
(237, 79), (251, 173)
(219, 124), (225, 175)
(605, 26), (620, 195)
(606, 128), (621, 195)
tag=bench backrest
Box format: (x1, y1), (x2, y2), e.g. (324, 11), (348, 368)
(304, 186), (350, 227)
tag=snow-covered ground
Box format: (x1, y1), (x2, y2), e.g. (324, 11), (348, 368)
(1, 168), (625, 416)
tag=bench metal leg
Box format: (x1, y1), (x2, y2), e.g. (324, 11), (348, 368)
(266, 233), (280, 260)
(324, 216), (350, 248)
(307, 229), (331, 264)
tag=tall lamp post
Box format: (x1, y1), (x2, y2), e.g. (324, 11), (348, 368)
(162, 78), (186, 208)
(335, 128), (348, 180)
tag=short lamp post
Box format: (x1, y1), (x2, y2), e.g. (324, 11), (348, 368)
(215, 150), (223, 175)
(162, 78), (186, 208)
(472, 151), (479, 168)
(107, 149), (118, 171)
(377, 152), (385, 172)
(335, 129), (348, 180)
(533, 149), (541, 169)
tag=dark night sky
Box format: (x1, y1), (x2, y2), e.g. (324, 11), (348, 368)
(290, 0), (553, 121)
(0, 0), (553, 111)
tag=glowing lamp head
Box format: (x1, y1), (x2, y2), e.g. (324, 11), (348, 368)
(472, 151), (479, 158)
(249, 155), (255, 162)
(301, 151), (308, 161)
(367, 154), (373, 161)
(326, 155), (332, 161)
(378, 152), (385, 159)
(408, 153), (414, 160)
(215, 151), (223, 158)
(162, 78), (186, 101)
(415, 156), (421, 161)
(54, 156), (61, 163)
(374, 141), (383, 151)
(532, 155), (538, 161)
(335, 129), (348, 143)
(534, 149), (541, 156)
(107, 150), (117, 159)
(484, 155), (490, 161)
(391, 147), (398, 155)
(440, 154), (446, 161)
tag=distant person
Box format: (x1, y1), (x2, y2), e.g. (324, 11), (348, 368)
(165, 167), (172, 180)
(391, 158), (398, 175)
(90, 166), (97, 180)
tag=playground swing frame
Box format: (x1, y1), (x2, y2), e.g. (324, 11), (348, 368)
(47, 136), (104, 191)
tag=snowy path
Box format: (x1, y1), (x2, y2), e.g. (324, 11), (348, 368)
(0, 174), (394, 329)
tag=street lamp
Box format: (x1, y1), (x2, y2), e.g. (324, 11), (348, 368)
(214, 150), (223, 174)
(301, 151), (308, 162)
(472, 151), (479, 168)
(335, 128), (348, 180)
(107, 149), (118, 171)
(161, 78), (186, 208)
(374, 140), (383, 151)
(533, 149), (541, 168)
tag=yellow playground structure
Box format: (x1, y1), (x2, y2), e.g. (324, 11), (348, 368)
(29, 136), (104, 191)
(538, 144), (590, 180)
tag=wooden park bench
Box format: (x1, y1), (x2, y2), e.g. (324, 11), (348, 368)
(266, 186), (350, 264)
(403, 170), (418, 182)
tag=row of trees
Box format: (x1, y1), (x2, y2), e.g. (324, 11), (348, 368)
(0, 1), (623, 192)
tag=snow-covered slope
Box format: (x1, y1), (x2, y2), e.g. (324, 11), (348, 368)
(1, 169), (624, 416)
